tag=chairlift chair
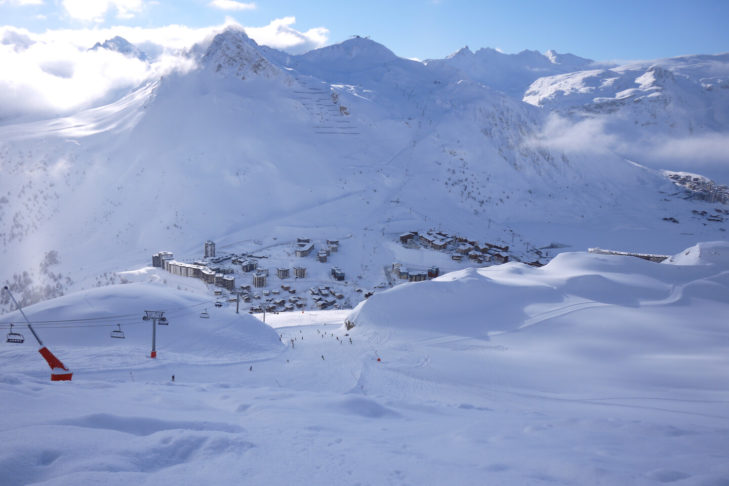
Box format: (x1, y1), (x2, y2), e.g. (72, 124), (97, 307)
(110, 323), (125, 339)
(158, 316), (168, 326)
(6, 323), (24, 344)
(200, 309), (210, 319)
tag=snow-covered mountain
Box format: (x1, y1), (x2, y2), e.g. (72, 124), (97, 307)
(90, 36), (148, 61)
(523, 53), (729, 180)
(1, 26), (728, 311)
(426, 46), (597, 98)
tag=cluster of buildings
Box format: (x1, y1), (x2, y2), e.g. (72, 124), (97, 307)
(668, 173), (729, 204)
(391, 263), (439, 282)
(152, 250), (236, 291)
(309, 285), (345, 309)
(152, 236), (350, 312)
(295, 238), (339, 262)
(399, 230), (510, 265)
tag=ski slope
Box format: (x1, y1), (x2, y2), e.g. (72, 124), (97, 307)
(1, 244), (728, 485)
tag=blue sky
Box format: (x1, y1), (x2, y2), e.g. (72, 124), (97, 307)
(1, 0), (727, 60)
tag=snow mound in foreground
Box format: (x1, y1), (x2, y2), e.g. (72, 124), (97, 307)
(347, 242), (729, 338)
(665, 241), (729, 266)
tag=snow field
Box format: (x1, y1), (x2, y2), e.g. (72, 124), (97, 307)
(1, 244), (729, 484)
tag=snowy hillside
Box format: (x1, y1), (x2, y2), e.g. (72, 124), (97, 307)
(1, 244), (727, 484)
(426, 46), (597, 98)
(523, 53), (729, 180)
(1, 26), (729, 314)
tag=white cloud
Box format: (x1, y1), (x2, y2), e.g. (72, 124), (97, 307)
(526, 113), (617, 154)
(0, 0), (44, 5)
(650, 133), (729, 163)
(245, 16), (328, 54)
(62, 0), (145, 22)
(209, 0), (255, 11)
(0, 18), (329, 120)
(0, 24), (203, 119)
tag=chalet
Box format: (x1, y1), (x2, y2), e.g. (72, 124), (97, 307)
(419, 233), (434, 247)
(428, 266), (440, 278)
(294, 266), (307, 278)
(327, 240), (340, 252)
(456, 244), (474, 254)
(492, 254), (508, 264)
(317, 250), (328, 263)
(331, 267), (345, 281)
(468, 251), (483, 263)
(277, 267), (290, 279)
(399, 232), (417, 244)
(484, 242), (509, 253)
(409, 271), (427, 282)
(399, 268), (409, 280)
(431, 238), (448, 250)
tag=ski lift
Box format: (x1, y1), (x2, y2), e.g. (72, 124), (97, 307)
(199, 309), (210, 319)
(110, 323), (125, 339)
(158, 316), (168, 326)
(6, 323), (24, 344)
(215, 301), (223, 308)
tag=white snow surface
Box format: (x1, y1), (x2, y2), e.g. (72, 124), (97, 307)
(1, 245), (728, 485)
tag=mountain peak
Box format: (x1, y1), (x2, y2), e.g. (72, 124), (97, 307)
(201, 27), (281, 80)
(447, 46), (474, 59)
(302, 35), (397, 63)
(90, 35), (147, 61)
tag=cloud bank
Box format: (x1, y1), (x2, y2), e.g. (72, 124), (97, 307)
(0, 17), (328, 121)
(527, 113), (729, 182)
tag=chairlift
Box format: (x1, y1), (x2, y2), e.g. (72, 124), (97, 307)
(200, 309), (210, 319)
(158, 316), (169, 326)
(6, 323), (25, 344)
(110, 323), (125, 339)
